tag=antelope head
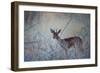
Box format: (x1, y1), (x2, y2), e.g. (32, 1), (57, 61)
(50, 29), (61, 39)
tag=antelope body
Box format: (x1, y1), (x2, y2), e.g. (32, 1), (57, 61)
(50, 29), (83, 52)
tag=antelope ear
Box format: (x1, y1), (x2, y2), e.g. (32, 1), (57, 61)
(50, 29), (54, 33)
(58, 29), (61, 34)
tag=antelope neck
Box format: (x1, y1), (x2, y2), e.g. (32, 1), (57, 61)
(56, 36), (61, 41)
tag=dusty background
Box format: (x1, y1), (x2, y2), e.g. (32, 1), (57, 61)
(24, 11), (90, 61)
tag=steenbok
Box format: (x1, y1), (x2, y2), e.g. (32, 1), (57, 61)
(50, 29), (84, 58)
